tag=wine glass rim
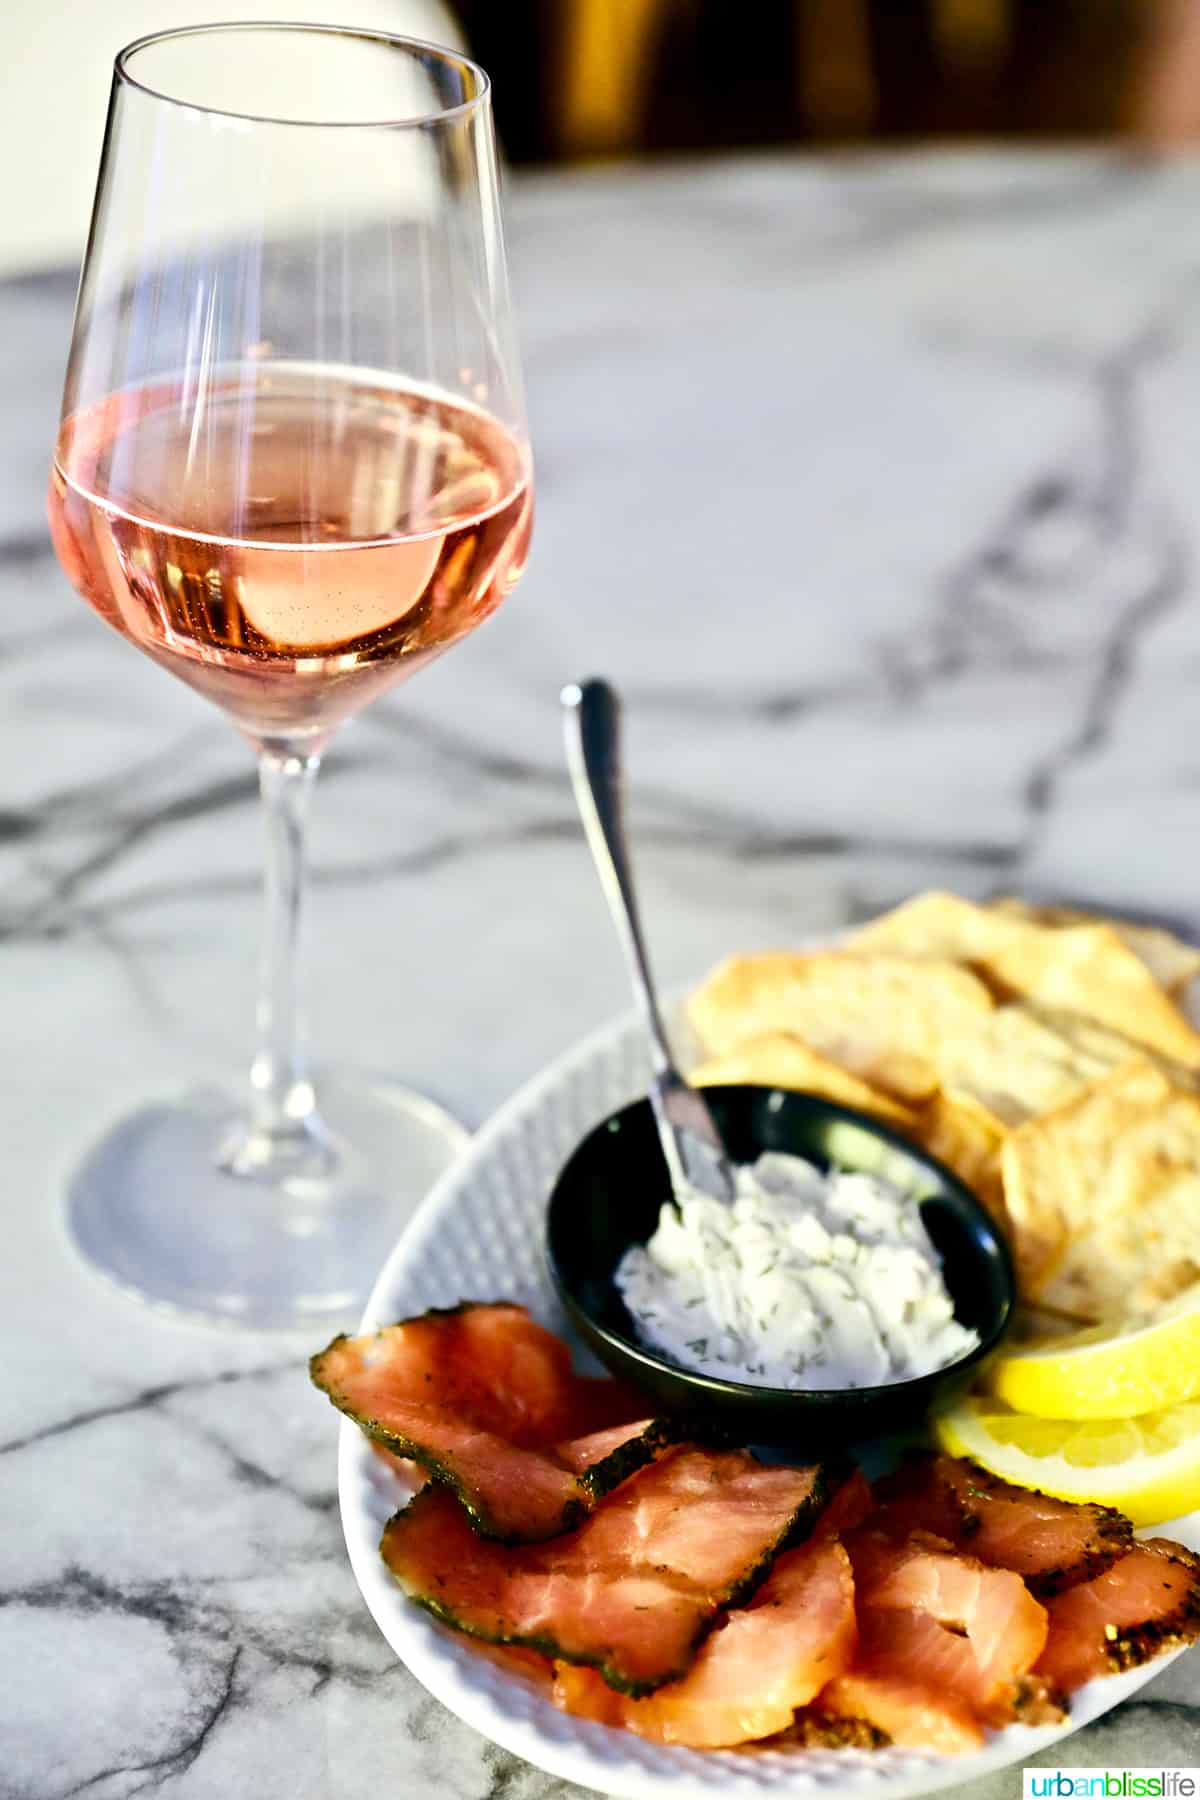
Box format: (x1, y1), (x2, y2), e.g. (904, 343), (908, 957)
(113, 19), (491, 130)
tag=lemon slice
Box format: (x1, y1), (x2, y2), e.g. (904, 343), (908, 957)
(987, 1301), (1200, 1421)
(934, 1395), (1200, 1526)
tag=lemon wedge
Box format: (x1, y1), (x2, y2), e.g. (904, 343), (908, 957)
(934, 1394), (1200, 1526)
(986, 1300), (1200, 1421)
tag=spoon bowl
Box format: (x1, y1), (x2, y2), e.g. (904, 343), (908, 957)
(546, 1084), (1015, 1449)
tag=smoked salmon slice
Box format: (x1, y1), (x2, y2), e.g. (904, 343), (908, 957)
(1036, 1538), (1200, 1693)
(819, 1669), (983, 1754)
(873, 1455), (1131, 1595)
(841, 1530), (1050, 1729)
(380, 1447), (829, 1695)
(551, 1537), (856, 1747)
(321, 1300), (1200, 1760)
(312, 1302), (678, 1542)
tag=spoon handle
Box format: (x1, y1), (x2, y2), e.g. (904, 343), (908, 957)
(561, 678), (735, 1201)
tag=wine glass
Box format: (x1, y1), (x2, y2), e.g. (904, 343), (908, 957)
(46, 24), (532, 1327)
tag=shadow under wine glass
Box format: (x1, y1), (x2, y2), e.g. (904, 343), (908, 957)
(47, 24), (533, 1327)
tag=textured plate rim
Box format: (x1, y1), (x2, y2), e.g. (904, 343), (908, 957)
(338, 999), (1196, 1800)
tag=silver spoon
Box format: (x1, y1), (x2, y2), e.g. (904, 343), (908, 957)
(561, 678), (737, 1204)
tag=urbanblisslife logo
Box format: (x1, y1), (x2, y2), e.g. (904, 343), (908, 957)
(1024, 1773), (1199, 1798)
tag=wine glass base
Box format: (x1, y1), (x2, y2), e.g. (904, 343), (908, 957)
(64, 1071), (471, 1330)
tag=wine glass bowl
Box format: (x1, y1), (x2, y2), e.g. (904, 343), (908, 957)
(49, 366), (532, 745)
(46, 24), (531, 1327)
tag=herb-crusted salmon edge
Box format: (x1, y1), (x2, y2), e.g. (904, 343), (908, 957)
(572, 1418), (685, 1502)
(380, 1458), (834, 1697)
(1008, 1675), (1069, 1726)
(309, 1301), (519, 1409)
(345, 1411), (687, 1543)
(311, 1303), (546, 1544)
(1100, 1542), (1200, 1676)
(310, 1307), (688, 1543)
(951, 1458), (1134, 1597)
(767, 1709), (890, 1751)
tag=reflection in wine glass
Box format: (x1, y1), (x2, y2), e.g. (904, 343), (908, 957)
(47, 25), (533, 1326)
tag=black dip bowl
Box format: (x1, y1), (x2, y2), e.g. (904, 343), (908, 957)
(546, 1085), (1015, 1450)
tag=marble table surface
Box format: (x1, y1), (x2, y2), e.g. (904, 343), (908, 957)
(8, 147), (1200, 1799)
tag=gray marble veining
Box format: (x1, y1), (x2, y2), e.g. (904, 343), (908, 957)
(6, 148), (1200, 1798)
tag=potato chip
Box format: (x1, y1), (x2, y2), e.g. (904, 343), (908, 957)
(691, 1031), (915, 1128)
(849, 891), (1200, 1067)
(688, 952), (993, 1105)
(1001, 1062), (1200, 1320)
(990, 896), (1200, 1000)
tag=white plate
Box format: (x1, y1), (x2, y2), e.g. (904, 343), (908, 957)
(338, 1004), (1200, 1800)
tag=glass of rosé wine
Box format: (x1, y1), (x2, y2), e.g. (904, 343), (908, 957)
(47, 25), (532, 1326)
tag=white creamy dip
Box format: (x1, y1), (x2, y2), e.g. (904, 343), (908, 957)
(616, 1151), (978, 1390)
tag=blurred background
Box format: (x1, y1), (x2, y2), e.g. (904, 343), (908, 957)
(9, 0), (1200, 277)
(468, 0), (1200, 163)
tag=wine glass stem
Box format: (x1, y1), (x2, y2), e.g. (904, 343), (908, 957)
(249, 744), (321, 1144)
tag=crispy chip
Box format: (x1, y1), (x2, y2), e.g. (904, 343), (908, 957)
(691, 1031), (915, 1128)
(934, 1002), (1155, 1132)
(849, 892), (1200, 1068)
(1001, 1062), (1200, 1320)
(990, 897), (1200, 1000)
(688, 953), (993, 1105)
(690, 896), (1200, 1319)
